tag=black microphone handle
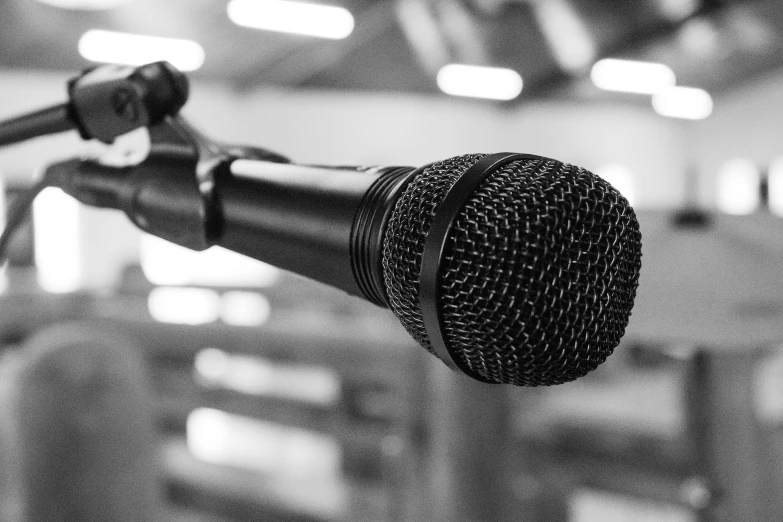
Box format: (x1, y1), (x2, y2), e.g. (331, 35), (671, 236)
(48, 157), (416, 306)
(220, 159), (416, 305)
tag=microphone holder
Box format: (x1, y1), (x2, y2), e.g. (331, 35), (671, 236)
(46, 114), (290, 251)
(0, 61), (189, 147)
(0, 58), (292, 264)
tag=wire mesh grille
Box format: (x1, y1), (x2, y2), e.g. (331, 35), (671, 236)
(382, 154), (642, 386)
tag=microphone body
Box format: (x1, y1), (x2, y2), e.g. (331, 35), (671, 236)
(218, 160), (412, 303)
(50, 156), (410, 301)
(49, 151), (642, 386)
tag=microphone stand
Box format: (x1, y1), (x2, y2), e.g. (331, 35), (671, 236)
(0, 60), (289, 263)
(0, 61), (189, 147)
(0, 61), (184, 264)
(42, 114), (290, 252)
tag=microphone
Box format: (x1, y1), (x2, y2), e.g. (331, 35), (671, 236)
(47, 150), (642, 387)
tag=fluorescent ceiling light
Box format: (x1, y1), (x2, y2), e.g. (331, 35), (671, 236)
(34, 0), (132, 9)
(652, 86), (713, 120)
(227, 0), (355, 40)
(591, 58), (676, 94)
(78, 30), (205, 72)
(437, 64), (523, 101)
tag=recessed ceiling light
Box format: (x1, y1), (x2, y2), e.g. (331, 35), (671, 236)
(78, 30), (205, 72)
(591, 58), (676, 94)
(437, 64), (523, 101)
(652, 86), (713, 120)
(139, 234), (280, 288)
(34, 0), (133, 10)
(227, 0), (355, 40)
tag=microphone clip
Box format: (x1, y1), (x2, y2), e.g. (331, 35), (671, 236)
(47, 115), (291, 253)
(0, 61), (291, 265)
(0, 61), (190, 148)
(67, 61), (189, 144)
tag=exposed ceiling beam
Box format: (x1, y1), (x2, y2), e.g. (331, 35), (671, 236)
(395, 0), (450, 74)
(434, 0), (490, 65)
(236, 2), (398, 90)
(521, 0), (764, 99)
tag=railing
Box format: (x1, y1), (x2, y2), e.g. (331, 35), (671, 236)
(517, 341), (783, 522)
(0, 287), (517, 521)
(0, 288), (782, 521)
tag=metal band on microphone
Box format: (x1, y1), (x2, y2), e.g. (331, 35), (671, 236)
(351, 166), (418, 307)
(420, 152), (529, 382)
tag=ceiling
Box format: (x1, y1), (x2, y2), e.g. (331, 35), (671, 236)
(0, 0), (782, 105)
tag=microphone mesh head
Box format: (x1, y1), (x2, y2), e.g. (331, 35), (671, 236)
(382, 154), (642, 386)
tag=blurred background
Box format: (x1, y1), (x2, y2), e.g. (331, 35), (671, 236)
(1, 0), (783, 521)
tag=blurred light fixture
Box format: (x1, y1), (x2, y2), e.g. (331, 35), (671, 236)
(437, 64), (523, 101)
(590, 58), (676, 94)
(33, 187), (82, 293)
(768, 158), (783, 216)
(34, 0), (133, 9)
(716, 158), (760, 215)
(677, 18), (720, 58)
(220, 291), (271, 327)
(596, 164), (636, 206)
(652, 86), (713, 120)
(194, 348), (340, 405)
(572, 489), (693, 522)
(0, 177), (6, 294)
(147, 286), (221, 325)
(139, 234), (280, 288)
(78, 30), (205, 71)
(147, 286), (275, 326)
(187, 408), (340, 477)
(532, 0), (596, 72)
(659, 0), (700, 21)
(227, 0), (355, 40)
